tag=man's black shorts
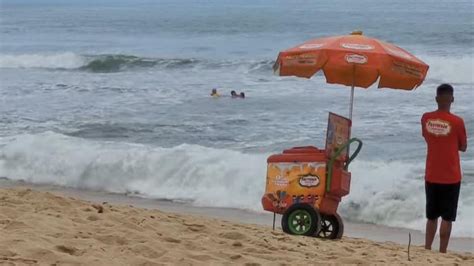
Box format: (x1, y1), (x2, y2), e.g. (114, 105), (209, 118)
(425, 181), (461, 222)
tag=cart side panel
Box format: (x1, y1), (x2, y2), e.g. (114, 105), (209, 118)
(262, 161), (326, 214)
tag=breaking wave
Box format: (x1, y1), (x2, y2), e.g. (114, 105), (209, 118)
(80, 55), (200, 73)
(0, 52), (471, 84)
(0, 52), (85, 69)
(0, 52), (273, 73)
(0, 132), (472, 237)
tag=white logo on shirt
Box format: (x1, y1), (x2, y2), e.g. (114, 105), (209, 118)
(426, 119), (451, 136)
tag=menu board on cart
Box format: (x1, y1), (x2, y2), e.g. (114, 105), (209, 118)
(325, 112), (351, 161)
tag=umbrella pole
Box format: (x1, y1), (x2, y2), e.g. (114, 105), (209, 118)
(349, 64), (355, 121)
(349, 85), (355, 121)
(347, 65), (355, 165)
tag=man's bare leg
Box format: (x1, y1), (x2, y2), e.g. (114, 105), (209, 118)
(439, 220), (452, 253)
(425, 218), (438, 250)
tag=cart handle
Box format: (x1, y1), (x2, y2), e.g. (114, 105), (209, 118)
(326, 138), (363, 192)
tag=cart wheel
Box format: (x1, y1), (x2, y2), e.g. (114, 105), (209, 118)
(317, 213), (344, 239)
(281, 203), (321, 236)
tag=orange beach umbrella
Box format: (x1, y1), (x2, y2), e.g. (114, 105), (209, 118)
(273, 31), (429, 120)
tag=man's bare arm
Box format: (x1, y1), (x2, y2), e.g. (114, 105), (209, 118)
(459, 119), (467, 152)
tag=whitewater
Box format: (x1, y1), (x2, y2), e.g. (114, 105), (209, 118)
(0, 0), (473, 237)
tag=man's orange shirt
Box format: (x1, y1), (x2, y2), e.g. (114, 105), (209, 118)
(422, 110), (467, 184)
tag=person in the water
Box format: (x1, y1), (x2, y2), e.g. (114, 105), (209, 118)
(210, 88), (220, 97)
(231, 90), (245, 98)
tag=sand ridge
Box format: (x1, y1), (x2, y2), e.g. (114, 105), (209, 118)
(0, 188), (472, 265)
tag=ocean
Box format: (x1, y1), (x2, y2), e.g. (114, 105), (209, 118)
(0, 0), (473, 237)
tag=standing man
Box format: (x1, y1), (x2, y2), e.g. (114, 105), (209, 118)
(421, 83), (467, 253)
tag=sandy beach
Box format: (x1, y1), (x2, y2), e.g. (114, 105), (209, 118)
(1, 186), (473, 265)
(2, 1), (473, 265)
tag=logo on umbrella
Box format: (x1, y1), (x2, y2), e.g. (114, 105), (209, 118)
(341, 43), (374, 50)
(299, 43), (325, 49)
(345, 54), (368, 64)
(392, 61), (423, 78)
(386, 47), (412, 59)
(283, 54), (318, 66)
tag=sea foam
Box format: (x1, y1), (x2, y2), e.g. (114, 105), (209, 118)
(0, 132), (472, 237)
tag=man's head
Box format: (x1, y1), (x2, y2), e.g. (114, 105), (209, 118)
(436, 83), (454, 110)
(231, 90), (237, 96)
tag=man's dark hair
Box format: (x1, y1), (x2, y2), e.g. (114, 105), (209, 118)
(437, 83), (454, 96)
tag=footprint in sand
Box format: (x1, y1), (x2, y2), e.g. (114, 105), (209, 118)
(230, 254), (242, 260)
(96, 234), (129, 245)
(219, 231), (246, 240)
(187, 254), (214, 262)
(0, 257), (38, 265)
(86, 215), (100, 222)
(3, 220), (28, 230)
(15, 189), (32, 197)
(337, 257), (367, 264)
(91, 204), (104, 213)
(343, 246), (354, 252)
(182, 221), (207, 232)
(129, 244), (167, 259)
(162, 236), (181, 244)
(244, 263), (261, 266)
(232, 241), (243, 247)
(55, 245), (82, 256)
